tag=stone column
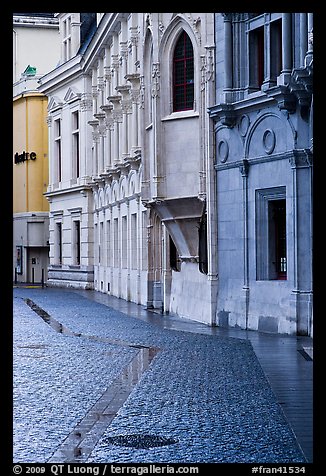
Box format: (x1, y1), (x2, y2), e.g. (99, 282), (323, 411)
(80, 74), (93, 179)
(240, 159), (250, 329)
(126, 73), (141, 153)
(281, 13), (292, 81)
(223, 14), (233, 101)
(305, 13), (313, 66)
(91, 67), (98, 116)
(117, 85), (131, 158)
(108, 96), (122, 163)
(97, 115), (106, 174)
(88, 121), (99, 176)
(300, 13), (308, 67)
(129, 26), (139, 73)
(289, 150), (313, 336)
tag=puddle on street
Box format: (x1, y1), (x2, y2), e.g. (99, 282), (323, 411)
(24, 298), (78, 337)
(21, 297), (160, 463)
(48, 346), (159, 463)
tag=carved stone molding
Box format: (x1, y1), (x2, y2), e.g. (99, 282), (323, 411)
(209, 103), (237, 127)
(239, 114), (250, 137)
(289, 149), (313, 168)
(108, 95), (123, 123)
(218, 140), (229, 163)
(151, 63), (160, 98)
(239, 159), (250, 177)
(265, 85), (297, 114)
(262, 129), (276, 155)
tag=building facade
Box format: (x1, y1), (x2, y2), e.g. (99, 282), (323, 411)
(209, 13), (313, 335)
(13, 13), (60, 284)
(38, 12), (217, 323)
(37, 12), (313, 336)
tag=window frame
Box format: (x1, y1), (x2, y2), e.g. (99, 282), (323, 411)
(54, 117), (62, 183)
(172, 30), (194, 112)
(62, 15), (72, 62)
(247, 13), (283, 92)
(255, 187), (287, 281)
(73, 219), (81, 266)
(71, 110), (80, 179)
(55, 221), (63, 265)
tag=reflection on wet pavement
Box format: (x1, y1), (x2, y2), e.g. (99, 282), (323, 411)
(23, 297), (160, 463)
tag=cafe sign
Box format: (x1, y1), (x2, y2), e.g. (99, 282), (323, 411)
(14, 151), (37, 164)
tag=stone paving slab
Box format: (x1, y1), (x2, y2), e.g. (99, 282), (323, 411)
(13, 288), (307, 463)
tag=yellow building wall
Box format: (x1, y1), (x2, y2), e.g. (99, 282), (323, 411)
(13, 93), (49, 213)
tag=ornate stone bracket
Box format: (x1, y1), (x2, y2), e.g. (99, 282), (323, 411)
(265, 85), (297, 114)
(208, 103), (237, 127)
(289, 149), (313, 168)
(239, 159), (250, 177)
(108, 95), (123, 123)
(289, 67), (313, 111)
(106, 166), (121, 181)
(94, 113), (106, 135)
(116, 84), (132, 113)
(125, 73), (141, 103)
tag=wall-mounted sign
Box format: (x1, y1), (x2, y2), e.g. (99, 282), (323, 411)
(16, 246), (23, 274)
(14, 151), (37, 164)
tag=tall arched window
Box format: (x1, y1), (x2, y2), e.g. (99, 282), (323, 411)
(173, 31), (194, 111)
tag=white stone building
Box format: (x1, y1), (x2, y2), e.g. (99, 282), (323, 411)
(38, 13), (217, 323)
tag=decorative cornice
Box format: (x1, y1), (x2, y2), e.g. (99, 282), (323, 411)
(214, 150), (312, 172)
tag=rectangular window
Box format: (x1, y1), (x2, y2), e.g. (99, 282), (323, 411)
(99, 221), (104, 265)
(248, 14), (284, 92)
(141, 211), (148, 271)
(106, 220), (111, 266)
(56, 222), (62, 265)
(72, 111), (80, 178)
(198, 212), (208, 274)
(256, 187), (287, 280)
(114, 218), (119, 268)
(73, 220), (81, 265)
(131, 213), (137, 270)
(54, 119), (62, 182)
(269, 199), (287, 279)
(94, 223), (98, 263)
(249, 25), (265, 89)
(270, 19), (282, 79)
(169, 236), (180, 272)
(121, 216), (127, 269)
(63, 16), (72, 62)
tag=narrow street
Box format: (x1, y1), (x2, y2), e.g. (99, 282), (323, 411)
(13, 287), (312, 464)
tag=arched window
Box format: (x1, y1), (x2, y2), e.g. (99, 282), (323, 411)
(173, 31), (194, 112)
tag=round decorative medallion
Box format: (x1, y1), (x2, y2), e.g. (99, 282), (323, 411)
(262, 129), (276, 154)
(239, 114), (250, 136)
(218, 139), (229, 163)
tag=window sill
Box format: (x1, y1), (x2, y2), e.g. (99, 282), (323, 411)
(161, 110), (199, 122)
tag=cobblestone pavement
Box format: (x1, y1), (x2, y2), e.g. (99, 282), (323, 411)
(13, 287), (308, 464)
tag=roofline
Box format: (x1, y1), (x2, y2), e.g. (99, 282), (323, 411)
(37, 56), (83, 95)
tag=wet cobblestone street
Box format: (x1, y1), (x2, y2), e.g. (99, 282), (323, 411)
(13, 287), (309, 464)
